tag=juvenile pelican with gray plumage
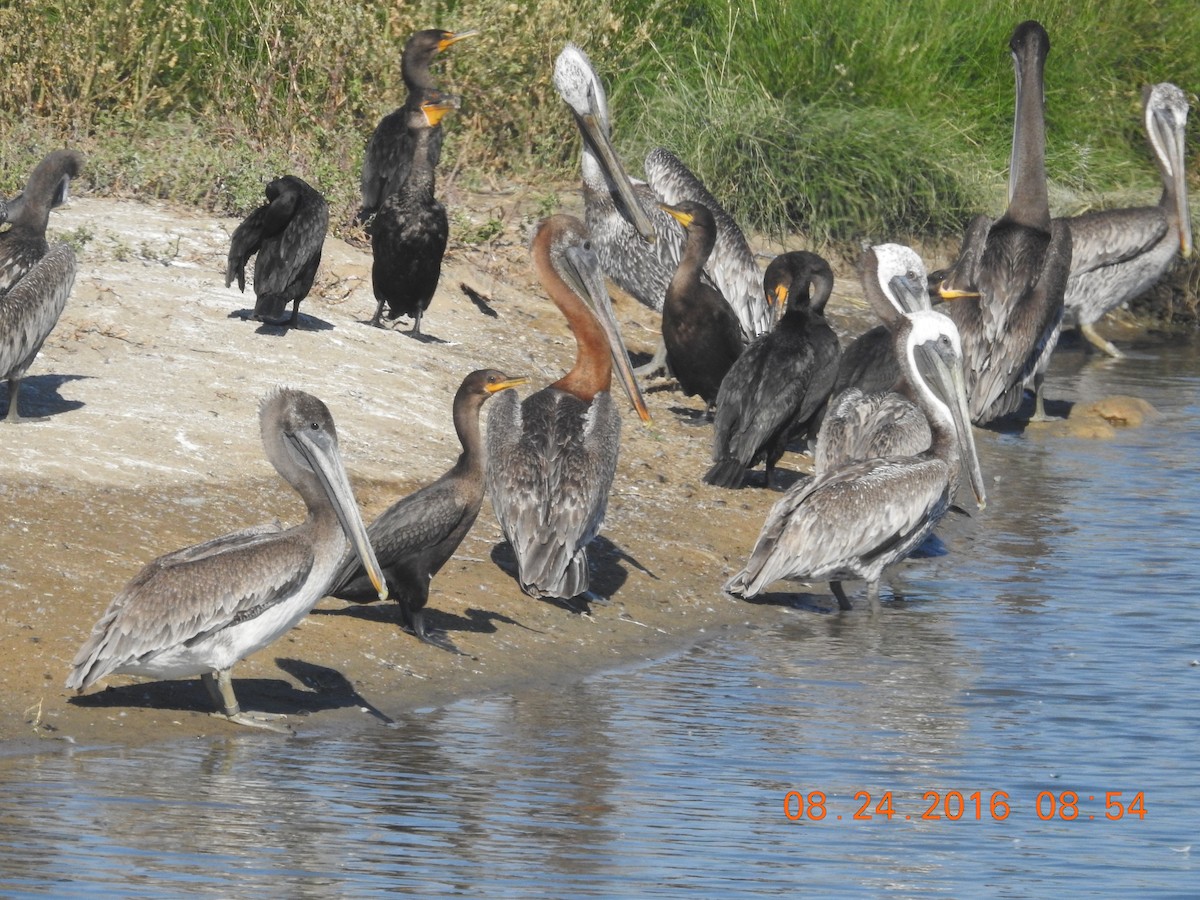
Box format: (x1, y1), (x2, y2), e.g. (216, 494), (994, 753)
(725, 309), (986, 611)
(66, 389), (387, 731)
(1062, 83), (1192, 358)
(552, 44), (768, 343)
(0, 149), (83, 421)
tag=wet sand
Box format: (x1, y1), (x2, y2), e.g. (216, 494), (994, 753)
(0, 192), (1145, 754)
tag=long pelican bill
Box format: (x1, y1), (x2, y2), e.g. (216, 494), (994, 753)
(575, 109), (657, 244)
(1147, 86), (1192, 259)
(288, 426), (390, 601)
(1167, 124), (1193, 258)
(887, 266), (933, 314)
(563, 242), (652, 423)
(917, 338), (987, 510)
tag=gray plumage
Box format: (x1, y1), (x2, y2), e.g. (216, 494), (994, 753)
(0, 149), (84, 421)
(0, 150), (83, 295)
(1062, 83), (1192, 357)
(939, 21), (1071, 425)
(725, 310), (987, 611)
(1, 244), (75, 422)
(828, 243), (936, 406)
(815, 245), (935, 475)
(814, 388), (931, 475)
(226, 175), (329, 328)
(66, 389), (386, 730)
(552, 44), (766, 339)
(486, 215), (649, 602)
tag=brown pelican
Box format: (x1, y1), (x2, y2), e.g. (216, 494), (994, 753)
(370, 97), (457, 335)
(358, 28), (476, 224)
(552, 44), (768, 343)
(66, 389), (388, 731)
(1062, 83), (1192, 357)
(329, 368), (528, 649)
(937, 20), (1072, 425)
(815, 244), (935, 474)
(486, 215), (650, 601)
(705, 251), (840, 488)
(832, 239), (942, 405)
(0, 149), (83, 422)
(725, 309), (987, 610)
(226, 175), (329, 328)
(659, 201), (745, 408)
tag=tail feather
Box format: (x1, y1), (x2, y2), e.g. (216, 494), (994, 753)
(703, 457), (747, 489)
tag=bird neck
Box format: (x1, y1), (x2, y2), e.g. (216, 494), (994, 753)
(534, 247), (611, 403)
(670, 224), (716, 295)
(450, 392), (485, 477)
(1005, 38), (1051, 231)
(401, 131), (437, 200)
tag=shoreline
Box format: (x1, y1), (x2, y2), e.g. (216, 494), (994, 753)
(0, 194), (1172, 757)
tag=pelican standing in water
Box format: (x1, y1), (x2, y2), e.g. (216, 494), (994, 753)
(66, 389), (388, 731)
(225, 175), (329, 328)
(358, 28), (476, 224)
(1063, 83), (1192, 358)
(725, 309), (987, 611)
(486, 215), (650, 602)
(706, 251), (840, 488)
(815, 245), (937, 475)
(0, 149), (84, 422)
(330, 368), (528, 650)
(552, 44), (768, 347)
(937, 20), (1071, 425)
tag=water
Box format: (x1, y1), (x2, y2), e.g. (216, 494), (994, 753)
(2, 337), (1199, 898)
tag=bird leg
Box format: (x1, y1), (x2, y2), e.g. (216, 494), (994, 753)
(634, 340), (669, 378)
(370, 299), (386, 328)
(289, 298), (302, 328)
(201, 670), (292, 734)
(1028, 372), (1056, 422)
(5, 378), (23, 423)
(864, 580), (882, 612)
(410, 308), (423, 337)
(1080, 322), (1124, 359)
(830, 581), (854, 611)
(407, 607), (464, 655)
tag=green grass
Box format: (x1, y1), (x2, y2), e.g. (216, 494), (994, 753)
(0, 0), (1196, 245)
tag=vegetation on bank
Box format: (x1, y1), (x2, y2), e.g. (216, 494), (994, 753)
(1, 0), (1196, 248)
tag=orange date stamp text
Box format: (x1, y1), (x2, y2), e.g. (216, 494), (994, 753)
(782, 789), (1147, 822)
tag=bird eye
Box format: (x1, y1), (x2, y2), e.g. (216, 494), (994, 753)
(310, 421), (321, 430)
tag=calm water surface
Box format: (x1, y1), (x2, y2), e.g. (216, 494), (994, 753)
(2, 338), (1198, 898)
